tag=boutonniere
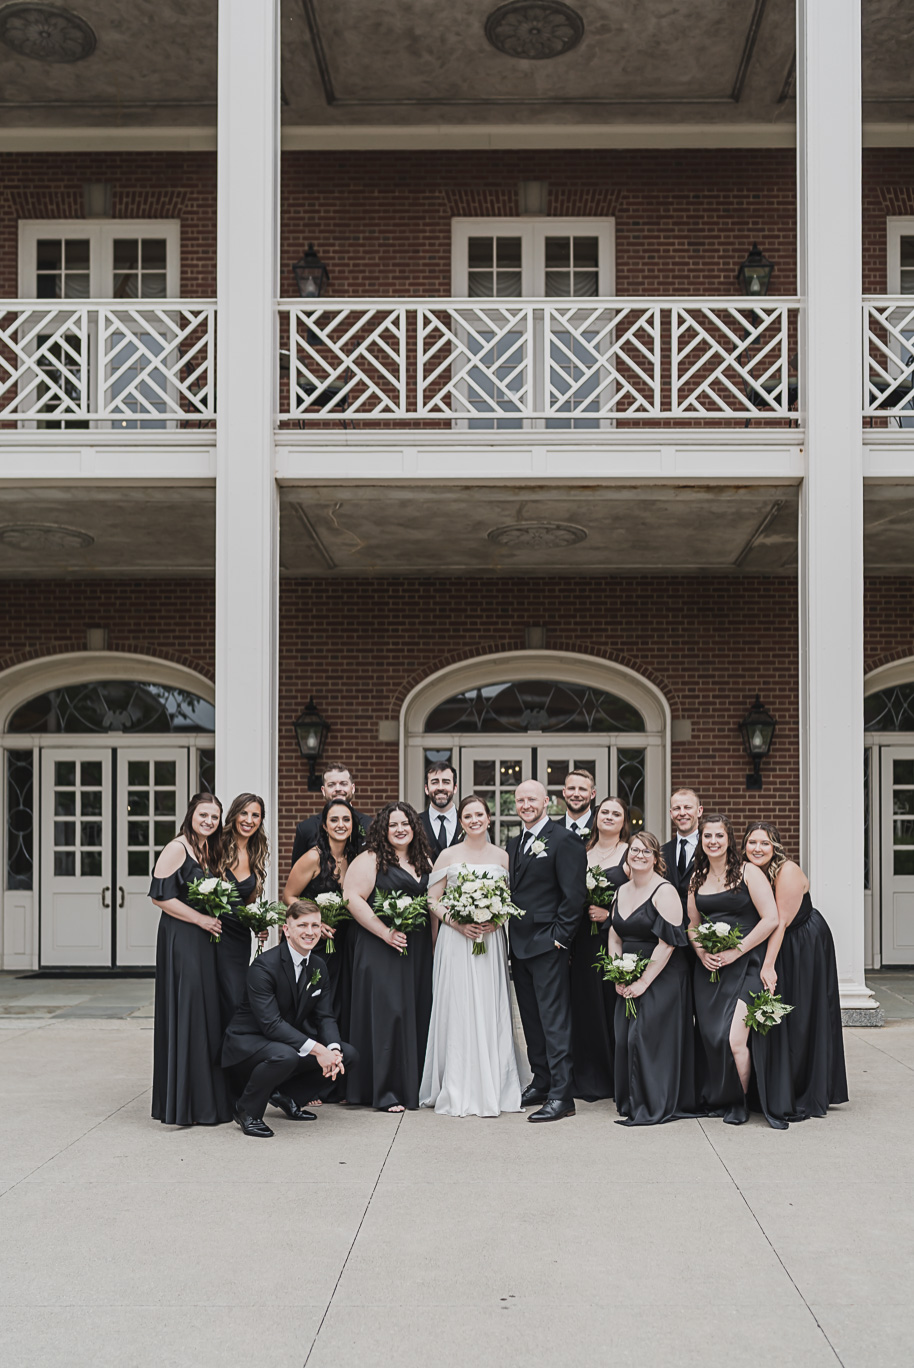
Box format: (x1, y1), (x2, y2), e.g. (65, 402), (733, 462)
(576, 827), (591, 840)
(358, 824), (367, 842)
(308, 967), (321, 988)
(530, 837), (548, 856)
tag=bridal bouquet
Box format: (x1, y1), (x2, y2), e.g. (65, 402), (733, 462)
(585, 865), (616, 935)
(229, 896), (287, 954)
(313, 891), (351, 954)
(692, 918), (743, 982)
(595, 947), (652, 1019)
(187, 875), (241, 943)
(744, 989), (795, 1035)
(438, 865), (524, 956)
(372, 888), (429, 954)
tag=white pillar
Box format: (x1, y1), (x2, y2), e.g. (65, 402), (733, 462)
(215, 0), (279, 846)
(797, 0), (878, 1017)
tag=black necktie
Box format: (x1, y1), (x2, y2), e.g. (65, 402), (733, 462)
(677, 840), (687, 882)
(570, 821), (579, 835)
(437, 815), (448, 850)
(522, 831), (534, 855)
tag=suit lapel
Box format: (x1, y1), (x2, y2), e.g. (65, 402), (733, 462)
(279, 939), (297, 1005)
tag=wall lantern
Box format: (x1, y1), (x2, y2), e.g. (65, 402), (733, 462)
(736, 242), (774, 297)
(292, 243), (330, 298)
(293, 697), (331, 790)
(738, 693), (777, 790)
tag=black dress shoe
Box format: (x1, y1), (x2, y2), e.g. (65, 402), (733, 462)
(233, 1104), (274, 1138)
(722, 1099), (749, 1126)
(520, 1084), (549, 1108)
(528, 1098), (576, 1123)
(269, 1092), (317, 1121)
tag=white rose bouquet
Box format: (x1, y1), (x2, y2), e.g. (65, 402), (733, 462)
(744, 989), (795, 1035)
(230, 896), (287, 954)
(595, 947), (652, 1019)
(313, 891), (351, 954)
(691, 918), (744, 982)
(585, 864), (616, 935)
(372, 888), (429, 954)
(187, 875), (241, 943)
(438, 865), (524, 956)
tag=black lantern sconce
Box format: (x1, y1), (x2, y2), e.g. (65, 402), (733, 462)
(293, 697), (331, 791)
(737, 243), (774, 297)
(292, 243), (330, 299)
(738, 693), (777, 790)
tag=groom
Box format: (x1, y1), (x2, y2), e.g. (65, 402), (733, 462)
(507, 780), (587, 1122)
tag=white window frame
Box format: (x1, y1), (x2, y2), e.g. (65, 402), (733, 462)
(18, 220), (181, 298)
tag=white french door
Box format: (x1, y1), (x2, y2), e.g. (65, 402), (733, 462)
(116, 748), (187, 968)
(460, 748), (533, 848)
(879, 745), (914, 965)
(537, 748), (610, 820)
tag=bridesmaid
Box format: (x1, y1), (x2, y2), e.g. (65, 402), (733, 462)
(688, 813), (786, 1128)
(609, 831), (696, 1125)
(282, 797), (361, 1036)
(570, 796), (631, 1102)
(344, 801), (434, 1112)
(216, 792), (269, 1031)
(744, 822), (849, 1118)
(149, 792), (232, 1126)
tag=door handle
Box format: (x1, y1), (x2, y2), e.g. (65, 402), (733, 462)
(101, 886), (110, 907)
(118, 886), (125, 908)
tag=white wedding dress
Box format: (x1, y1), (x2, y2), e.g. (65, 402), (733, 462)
(420, 862), (525, 1117)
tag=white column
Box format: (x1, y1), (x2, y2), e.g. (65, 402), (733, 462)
(797, 0), (878, 1017)
(215, 0), (279, 837)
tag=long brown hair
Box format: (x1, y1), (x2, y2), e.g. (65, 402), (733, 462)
(585, 795), (632, 851)
(180, 792), (223, 870)
(218, 792), (269, 896)
(741, 821), (790, 887)
(690, 813), (742, 893)
(628, 830), (668, 878)
(367, 801), (434, 876)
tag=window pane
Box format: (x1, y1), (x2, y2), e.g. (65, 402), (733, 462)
(8, 683), (215, 735)
(473, 760), (496, 787)
(142, 239), (167, 268)
(113, 239), (139, 271)
(900, 236), (914, 267)
(81, 760), (102, 787)
(54, 821), (76, 847)
(468, 271), (494, 297)
(54, 790), (76, 817)
(198, 749), (215, 794)
(55, 761), (76, 787)
(894, 848), (914, 876)
(80, 850), (102, 877)
(545, 238), (571, 268)
(155, 760), (176, 786)
(468, 237), (493, 269)
(36, 275), (61, 299)
(155, 820), (175, 847)
(128, 760), (150, 785)
(55, 851), (76, 877)
(63, 273), (91, 300)
(141, 272), (167, 299)
(494, 271), (522, 298)
(65, 240), (90, 268)
(496, 237), (522, 268)
(81, 821), (103, 847)
(894, 758), (914, 784)
(154, 789), (176, 816)
(37, 239), (62, 270)
(81, 789), (103, 816)
(426, 680), (644, 734)
(127, 789), (149, 816)
(128, 820), (150, 846)
(893, 789), (914, 816)
(6, 750), (33, 891)
(545, 270), (572, 297)
(128, 850), (151, 877)
(573, 237), (599, 268)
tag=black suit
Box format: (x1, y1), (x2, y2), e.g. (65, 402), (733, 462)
(661, 835), (696, 916)
(507, 819), (587, 1104)
(421, 807), (464, 856)
(222, 940), (357, 1118)
(290, 809), (372, 868)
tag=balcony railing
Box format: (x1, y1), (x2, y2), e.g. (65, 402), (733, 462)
(864, 297), (914, 423)
(0, 301), (216, 428)
(277, 298), (801, 425)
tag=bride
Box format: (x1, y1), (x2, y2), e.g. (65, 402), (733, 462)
(420, 794), (524, 1117)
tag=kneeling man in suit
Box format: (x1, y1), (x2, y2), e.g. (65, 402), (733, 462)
(222, 899), (358, 1137)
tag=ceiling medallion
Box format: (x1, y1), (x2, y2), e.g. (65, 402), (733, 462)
(0, 3), (96, 63)
(485, 2), (584, 61)
(0, 523), (95, 551)
(487, 521), (587, 550)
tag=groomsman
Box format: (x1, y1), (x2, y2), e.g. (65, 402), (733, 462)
(222, 900), (358, 1137)
(660, 787), (703, 913)
(420, 761), (463, 854)
(560, 768), (597, 838)
(290, 763), (372, 866)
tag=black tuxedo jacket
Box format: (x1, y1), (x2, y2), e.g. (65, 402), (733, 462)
(661, 836), (696, 913)
(290, 809), (372, 868)
(221, 940), (341, 1066)
(421, 807), (464, 854)
(506, 819), (587, 960)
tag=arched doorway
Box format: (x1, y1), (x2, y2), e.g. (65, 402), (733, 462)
(401, 651), (669, 846)
(1, 654), (215, 971)
(865, 659), (914, 967)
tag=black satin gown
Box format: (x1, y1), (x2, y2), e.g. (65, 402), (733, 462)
(149, 850), (233, 1125)
(308, 865), (353, 1039)
(571, 857), (628, 1101)
(776, 891), (849, 1117)
(693, 882), (792, 1128)
(347, 863), (432, 1110)
(612, 886), (697, 1125)
(215, 870), (257, 1033)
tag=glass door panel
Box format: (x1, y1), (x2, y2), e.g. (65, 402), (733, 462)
(879, 746), (914, 964)
(40, 749), (112, 967)
(460, 747), (532, 848)
(116, 747), (188, 967)
(537, 750), (607, 822)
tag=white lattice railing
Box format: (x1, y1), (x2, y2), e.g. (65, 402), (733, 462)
(864, 297), (914, 420)
(0, 301), (216, 425)
(277, 298), (801, 422)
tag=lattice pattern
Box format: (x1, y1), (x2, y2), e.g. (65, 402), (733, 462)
(864, 300), (914, 417)
(544, 304), (660, 415)
(418, 305), (531, 416)
(284, 305), (406, 416)
(672, 305), (794, 415)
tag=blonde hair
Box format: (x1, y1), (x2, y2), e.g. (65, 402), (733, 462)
(741, 822), (789, 887)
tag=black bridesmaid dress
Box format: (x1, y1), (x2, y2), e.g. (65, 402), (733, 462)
(693, 882), (791, 1129)
(149, 850), (233, 1125)
(571, 857), (628, 1101)
(347, 863), (432, 1110)
(215, 869), (257, 1032)
(308, 865), (353, 1039)
(612, 886), (697, 1125)
(775, 891), (849, 1117)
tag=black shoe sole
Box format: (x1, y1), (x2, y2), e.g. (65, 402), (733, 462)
(527, 1108), (576, 1123)
(234, 1121), (274, 1137)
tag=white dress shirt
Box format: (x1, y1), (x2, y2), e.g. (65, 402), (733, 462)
(521, 813), (550, 851)
(431, 805), (458, 846)
(676, 829), (699, 868)
(565, 809), (592, 835)
(288, 944), (339, 1057)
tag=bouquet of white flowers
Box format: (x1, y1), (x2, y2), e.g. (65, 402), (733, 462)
(187, 875), (241, 943)
(229, 896), (287, 954)
(438, 865), (524, 956)
(691, 918), (743, 982)
(313, 891), (351, 954)
(372, 888), (429, 954)
(595, 947), (652, 1019)
(744, 989), (795, 1035)
(585, 865), (616, 935)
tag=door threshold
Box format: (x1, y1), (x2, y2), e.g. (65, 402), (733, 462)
(20, 969), (155, 979)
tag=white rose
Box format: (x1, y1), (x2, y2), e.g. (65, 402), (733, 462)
(198, 877), (218, 894)
(713, 922), (731, 937)
(462, 880), (481, 895)
(531, 839), (546, 855)
(396, 897), (411, 911)
(473, 907), (489, 923)
(586, 870), (596, 888)
(621, 954), (639, 969)
(314, 892), (336, 907)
